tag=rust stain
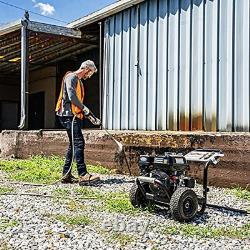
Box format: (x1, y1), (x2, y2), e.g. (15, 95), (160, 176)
(168, 112), (178, 131)
(179, 112), (189, 131)
(204, 114), (217, 132)
(191, 113), (203, 131)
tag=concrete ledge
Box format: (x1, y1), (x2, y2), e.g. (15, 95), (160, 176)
(0, 130), (249, 189)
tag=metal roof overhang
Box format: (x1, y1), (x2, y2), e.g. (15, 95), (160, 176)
(0, 20), (98, 74)
(67, 0), (145, 28)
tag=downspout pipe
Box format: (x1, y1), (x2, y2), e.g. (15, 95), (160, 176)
(18, 12), (29, 129)
(98, 21), (103, 128)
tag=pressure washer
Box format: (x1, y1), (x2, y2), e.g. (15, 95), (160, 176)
(129, 149), (249, 222)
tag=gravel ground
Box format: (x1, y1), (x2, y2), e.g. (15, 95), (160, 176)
(0, 173), (249, 250)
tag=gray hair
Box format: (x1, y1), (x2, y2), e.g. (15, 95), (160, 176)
(79, 60), (97, 72)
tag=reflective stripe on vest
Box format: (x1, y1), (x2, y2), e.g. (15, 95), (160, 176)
(55, 72), (85, 120)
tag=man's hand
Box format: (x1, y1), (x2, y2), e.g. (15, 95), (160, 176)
(82, 105), (101, 126)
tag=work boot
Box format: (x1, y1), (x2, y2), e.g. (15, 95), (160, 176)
(79, 173), (100, 186)
(61, 174), (79, 184)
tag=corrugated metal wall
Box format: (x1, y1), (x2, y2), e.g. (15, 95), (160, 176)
(102, 0), (250, 131)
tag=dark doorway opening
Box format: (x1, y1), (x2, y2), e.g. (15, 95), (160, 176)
(0, 101), (19, 130)
(28, 92), (45, 129)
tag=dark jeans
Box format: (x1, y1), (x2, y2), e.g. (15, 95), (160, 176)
(58, 116), (87, 176)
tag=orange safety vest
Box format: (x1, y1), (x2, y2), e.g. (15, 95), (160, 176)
(55, 71), (85, 120)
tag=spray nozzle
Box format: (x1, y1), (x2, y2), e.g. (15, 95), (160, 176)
(86, 110), (101, 126)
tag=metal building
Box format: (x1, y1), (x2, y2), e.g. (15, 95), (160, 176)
(1, 0), (249, 132)
(102, 0), (250, 132)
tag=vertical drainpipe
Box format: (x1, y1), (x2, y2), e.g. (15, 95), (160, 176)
(18, 12), (29, 129)
(98, 21), (103, 128)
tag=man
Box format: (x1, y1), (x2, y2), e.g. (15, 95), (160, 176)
(55, 60), (100, 185)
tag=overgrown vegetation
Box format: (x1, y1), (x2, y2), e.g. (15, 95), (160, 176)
(162, 223), (250, 239)
(0, 156), (110, 184)
(0, 156), (137, 215)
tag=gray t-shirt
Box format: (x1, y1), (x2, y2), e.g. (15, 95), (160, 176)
(56, 72), (84, 117)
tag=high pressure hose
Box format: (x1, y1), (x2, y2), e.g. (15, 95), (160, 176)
(64, 114), (77, 179)
(53, 115), (77, 184)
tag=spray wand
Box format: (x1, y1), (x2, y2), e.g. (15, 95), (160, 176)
(86, 111), (132, 176)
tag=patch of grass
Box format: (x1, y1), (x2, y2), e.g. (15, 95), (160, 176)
(0, 218), (19, 231)
(163, 223), (250, 239)
(73, 187), (103, 199)
(0, 155), (63, 184)
(100, 191), (138, 214)
(109, 232), (135, 247)
(104, 198), (136, 214)
(54, 214), (92, 226)
(0, 186), (14, 194)
(76, 189), (138, 214)
(229, 187), (250, 202)
(53, 188), (71, 198)
(54, 188), (138, 215)
(87, 164), (111, 175)
(0, 156), (110, 184)
(54, 187), (137, 215)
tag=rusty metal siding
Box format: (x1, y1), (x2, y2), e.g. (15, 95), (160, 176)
(179, 0), (191, 131)
(204, 0), (218, 131)
(103, 0), (250, 132)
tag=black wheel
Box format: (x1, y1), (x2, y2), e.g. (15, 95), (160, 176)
(129, 182), (149, 208)
(170, 187), (198, 222)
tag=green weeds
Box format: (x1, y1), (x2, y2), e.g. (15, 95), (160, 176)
(54, 214), (92, 226)
(0, 218), (19, 231)
(0, 186), (14, 194)
(229, 187), (250, 202)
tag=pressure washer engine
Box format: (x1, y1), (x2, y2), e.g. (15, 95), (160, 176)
(130, 149), (248, 222)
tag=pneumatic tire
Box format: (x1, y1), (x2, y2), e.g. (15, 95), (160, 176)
(170, 187), (198, 222)
(129, 182), (149, 208)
